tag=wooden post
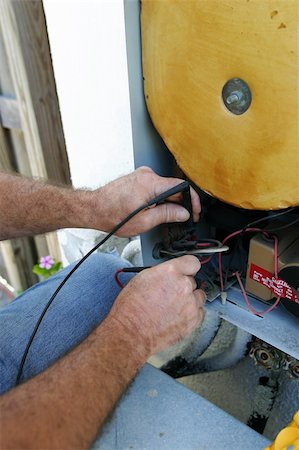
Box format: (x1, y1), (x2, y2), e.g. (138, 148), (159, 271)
(0, 128), (21, 290)
(0, 127), (38, 290)
(0, 127), (12, 170)
(0, 0), (71, 261)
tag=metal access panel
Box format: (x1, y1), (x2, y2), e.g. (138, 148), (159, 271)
(124, 0), (299, 360)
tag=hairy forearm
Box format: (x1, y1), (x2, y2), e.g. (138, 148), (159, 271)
(0, 316), (148, 449)
(0, 172), (99, 240)
(0, 167), (201, 240)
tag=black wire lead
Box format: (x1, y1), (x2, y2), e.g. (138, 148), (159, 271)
(243, 207), (296, 231)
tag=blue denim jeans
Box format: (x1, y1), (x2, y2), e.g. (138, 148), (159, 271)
(0, 253), (132, 394)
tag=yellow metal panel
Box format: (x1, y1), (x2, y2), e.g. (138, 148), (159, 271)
(141, 0), (299, 209)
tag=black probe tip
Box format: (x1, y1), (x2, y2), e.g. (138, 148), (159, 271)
(147, 180), (190, 206)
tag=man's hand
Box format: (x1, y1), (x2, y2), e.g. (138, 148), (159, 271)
(109, 255), (205, 355)
(85, 166), (201, 236)
(0, 167), (200, 240)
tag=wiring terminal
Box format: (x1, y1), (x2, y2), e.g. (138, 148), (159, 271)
(220, 291), (227, 305)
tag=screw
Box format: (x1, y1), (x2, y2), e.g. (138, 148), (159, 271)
(222, 78), (252, 115)
(226, 91), (242, 105)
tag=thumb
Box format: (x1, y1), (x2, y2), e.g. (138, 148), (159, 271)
(146, 203), (190, 227)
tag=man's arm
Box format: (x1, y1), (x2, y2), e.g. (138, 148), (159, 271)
(0, 167), (200, 240)
(0, 256), (205, 449)
(0, 317), (145, 450)
(0, 172), (83, 240)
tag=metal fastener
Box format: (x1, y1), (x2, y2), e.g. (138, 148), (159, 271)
(222, 78), (252, 115)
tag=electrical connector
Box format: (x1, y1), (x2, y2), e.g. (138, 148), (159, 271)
(220, 291), (227, 305)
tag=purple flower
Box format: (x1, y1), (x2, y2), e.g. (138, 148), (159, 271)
(39, 256), (54, 270)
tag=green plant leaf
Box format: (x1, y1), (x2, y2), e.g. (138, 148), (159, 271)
(32, 260), (62, 280)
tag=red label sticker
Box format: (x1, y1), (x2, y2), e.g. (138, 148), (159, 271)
(249, 264), (299, 304)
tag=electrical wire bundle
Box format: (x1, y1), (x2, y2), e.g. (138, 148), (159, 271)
(217, 207), (299, 316)
(160, 238), (229, 257)
(116, 208), (299, 316)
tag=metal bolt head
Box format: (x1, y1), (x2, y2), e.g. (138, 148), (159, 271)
(226, 92), (242, 105)
(222, 78), (252, 115)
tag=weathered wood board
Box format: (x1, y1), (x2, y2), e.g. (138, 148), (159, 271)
(0, 0), (72, 263)
(0, 96), (21, 130)
(141, 0), (299, 209)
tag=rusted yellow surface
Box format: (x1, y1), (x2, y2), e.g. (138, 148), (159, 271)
(141, 0), (299, 209)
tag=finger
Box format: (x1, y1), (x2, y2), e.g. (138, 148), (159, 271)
(144, 202), (190, 227)
(196, 307), (205, 326)
(188, 307), (205, 332)
(190, 186), (201, 222)
(165, 255), (201, 276)
(153, 176), (201, 223)
(153, 176), (186, 199)
(188, 275), (197, 291)
(194, 289), (207, 308)
(137, 166), (154, 174)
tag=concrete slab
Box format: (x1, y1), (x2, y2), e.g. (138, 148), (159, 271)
(93, 364), (270, 450)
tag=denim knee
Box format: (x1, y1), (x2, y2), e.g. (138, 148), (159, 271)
(0, 252), (133, 393)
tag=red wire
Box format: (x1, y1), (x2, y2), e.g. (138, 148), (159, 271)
(218, 228), (280, 315)
(114, 269), (125, 289)
(218, 227), (270, 292)
(200, 256), (212, 265)
(234, 271), (281, 316)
